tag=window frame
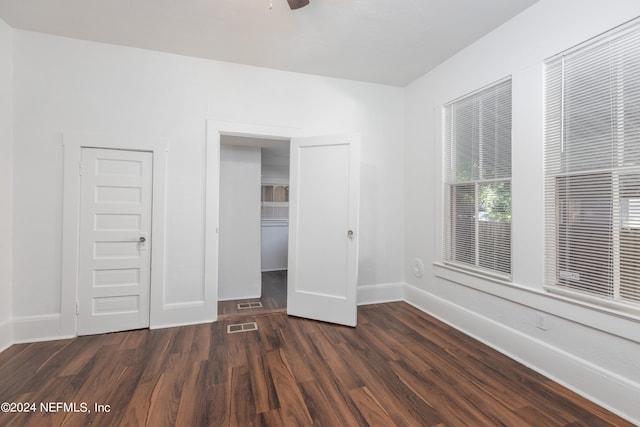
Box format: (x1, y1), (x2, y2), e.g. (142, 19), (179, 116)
(443, 77), (513, 280)
(544, 18), (640, 311)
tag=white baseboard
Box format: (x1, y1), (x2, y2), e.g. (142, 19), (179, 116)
(357, 282), (404, 306)
(0, 318), (11, 352)
(217, 294), (262, 302)
(12, 313), (71, 344)
(403, 283), (640, 426)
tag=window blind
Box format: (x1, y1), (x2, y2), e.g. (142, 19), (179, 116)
(444, 78), (512, 276)
(544, 19), (640, 306)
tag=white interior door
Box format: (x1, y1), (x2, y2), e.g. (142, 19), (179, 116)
(287, 133), (360, 327)
(77, 148), (153, 335)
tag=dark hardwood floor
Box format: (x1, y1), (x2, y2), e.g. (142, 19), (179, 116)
(218, 270), (287, 319)
(0, 302), (632, 426)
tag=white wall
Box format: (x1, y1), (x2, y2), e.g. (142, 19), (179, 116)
(0, 18), (12, 351)
(261, 224), (288, 272)
(219, 143), (262, 300)
(404, 0), (640, 423)
(10, 30), (404, 337)
(261, 161), (289, 182)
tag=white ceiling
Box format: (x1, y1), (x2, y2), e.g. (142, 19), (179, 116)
(0, 0), (539, 86)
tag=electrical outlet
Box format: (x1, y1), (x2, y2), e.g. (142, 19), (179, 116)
(535, 312), (548, 330)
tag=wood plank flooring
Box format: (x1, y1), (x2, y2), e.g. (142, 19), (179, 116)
(218, 270), (287, 319)
(0, 302), (632, 426)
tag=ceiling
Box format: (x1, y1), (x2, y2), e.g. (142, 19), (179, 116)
(0, 0), (539, 86)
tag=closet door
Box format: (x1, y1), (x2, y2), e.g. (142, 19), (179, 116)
(287, 133), (360, 326)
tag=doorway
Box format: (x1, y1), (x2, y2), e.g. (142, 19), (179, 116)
(205, 121), (360, 327)
(217, 136), (290, 319)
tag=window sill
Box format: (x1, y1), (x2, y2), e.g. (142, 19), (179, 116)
(544, 285), (640, 321)
(436, 261), (511, 284)
(433, 261), (640, 343)
(433, 262), (530, 297)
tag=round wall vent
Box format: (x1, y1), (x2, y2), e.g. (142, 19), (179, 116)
(411, 258), (425, 278)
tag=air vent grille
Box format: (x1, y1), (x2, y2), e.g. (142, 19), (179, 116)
(237, 302), (263, 310)
(227, 322), (258, 334)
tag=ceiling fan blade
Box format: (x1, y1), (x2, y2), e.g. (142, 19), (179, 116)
(287, 0), (310, 10)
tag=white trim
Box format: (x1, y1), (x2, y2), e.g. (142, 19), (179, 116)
(217, 294), (262, 302)
(11, 314), (73, 343)
(357, 283), (404, 306)
(434, 262), (640, 343)
(61, 132), (168, 336)
(545, 285), (640, 319)
(206, 120), (302, 321)
(403, 282), (640, 426)
(0, 318), (11, 352)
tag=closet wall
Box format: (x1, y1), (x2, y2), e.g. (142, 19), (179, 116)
(261, 145), (290, 272)
(218, 143), (262, 300)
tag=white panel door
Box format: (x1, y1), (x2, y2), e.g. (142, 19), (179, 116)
(287, 133), (360, 326)
(77, 148), (153, 335)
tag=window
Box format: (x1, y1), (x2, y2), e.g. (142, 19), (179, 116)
(444, 78), (512, 277)
(544, 19), (640, 307)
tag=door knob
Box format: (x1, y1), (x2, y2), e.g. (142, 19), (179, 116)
(139, 236), (146, 243)
(348, 230), (354, 239)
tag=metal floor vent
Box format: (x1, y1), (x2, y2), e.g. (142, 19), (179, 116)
(227, 322), (258, 334)
(237, 302), (263, 310)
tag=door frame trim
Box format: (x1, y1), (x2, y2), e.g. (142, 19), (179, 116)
(205, 121), (301, 320)
(60, 132), (168, 336)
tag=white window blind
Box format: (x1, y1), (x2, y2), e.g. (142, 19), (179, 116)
(444, 78), (512, 276)
(544, 19), (640, 307)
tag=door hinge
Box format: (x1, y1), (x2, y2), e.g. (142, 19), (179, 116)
(78, 162), (83, 176)
(76, 301), (79, 315)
